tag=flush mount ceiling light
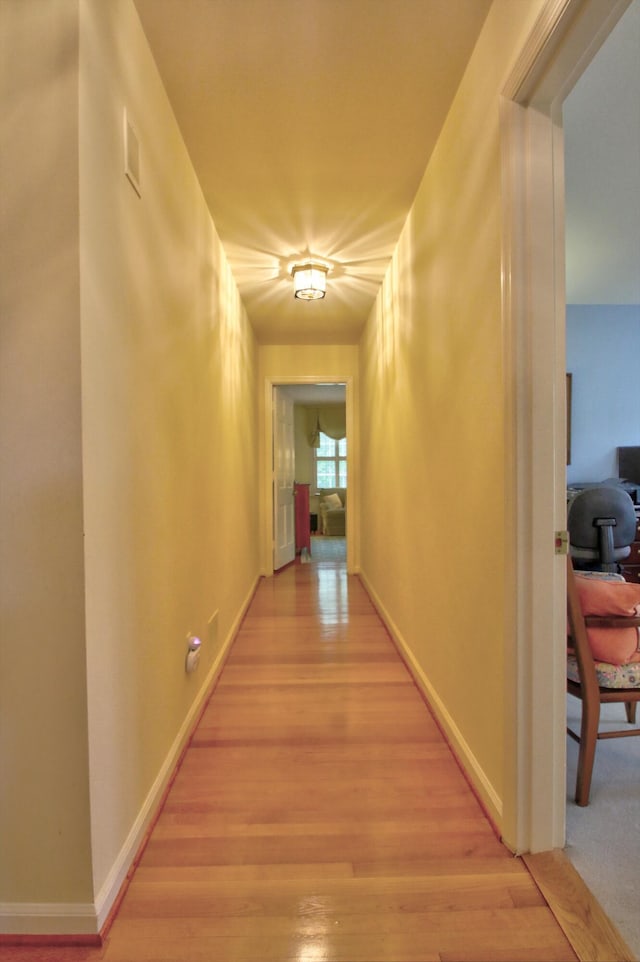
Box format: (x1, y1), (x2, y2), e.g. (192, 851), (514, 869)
(291, 262), (328, 300)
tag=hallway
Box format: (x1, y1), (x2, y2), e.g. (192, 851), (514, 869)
(4, 561), (577, 962)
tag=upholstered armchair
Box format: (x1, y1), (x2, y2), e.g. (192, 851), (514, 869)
(318, 488), (346, 536)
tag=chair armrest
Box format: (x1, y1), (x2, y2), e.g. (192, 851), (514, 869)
(585, 616), (640, 629)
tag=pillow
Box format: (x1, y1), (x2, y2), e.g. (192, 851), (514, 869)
(323, 492), (342, 509)
(575, 575), (640, 617)
(585, 628), (640, 666)
(575, 575), (640, 665)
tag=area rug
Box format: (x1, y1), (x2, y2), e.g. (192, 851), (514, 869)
(565, 696), (640, 957)
(308, 535), (346, 562)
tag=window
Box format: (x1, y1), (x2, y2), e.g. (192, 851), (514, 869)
(315, 432), (347, 488)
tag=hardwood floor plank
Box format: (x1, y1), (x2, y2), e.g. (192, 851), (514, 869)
(4, 562), (586, 962)
(440, 951), (577, 962)
(99, 906), (576, 962)
(119, 874), (546, 920)
(140, 831), (509, 870)
(0, 950), (106, 962)
(111, 906), (564, 940)
(524, 849), (636, 962)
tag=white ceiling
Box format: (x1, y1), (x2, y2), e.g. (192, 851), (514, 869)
(564, 0), (640, 305)
(133, 0), (639, 347)
(279, 383), (346, 404)
(133, 0), (492, 343)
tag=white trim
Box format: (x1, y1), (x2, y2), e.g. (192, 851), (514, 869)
(505, 0), (632, 105)
(1, 576), (264, 938)
(501, 93), (568, 855)
(92, 574), (258, 933)
(504, 0), (579, 101)
(262, 375), (357, 576)
(500, 0), (632, 854)
(360, 572), (502, 827)
(0, 902), (97, 936)
(500, 94), (532, 855)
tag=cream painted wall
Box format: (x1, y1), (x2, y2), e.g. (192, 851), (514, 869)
(79, 0), (259, 908)
(261, 345), (359, 380)
(358, 0), (545, 823)
(294, 406), (314, 484)
(0, 0), (258, 929)
(0, 0), (94, 905)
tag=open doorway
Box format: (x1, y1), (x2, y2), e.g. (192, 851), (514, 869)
(270, 381), (349, 571)
(500, 0), (635, 855)
(502, 0), (638, 950)
(562, 0), (640, 949)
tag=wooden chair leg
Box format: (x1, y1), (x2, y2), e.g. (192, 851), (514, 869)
(575, 697), (600, 806)
(625, 701), (637, 724)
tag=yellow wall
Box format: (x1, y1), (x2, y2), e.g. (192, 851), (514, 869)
(294, 405), (314, 484)
(260, 345), (359, 380)
(0, 0), (258, 929)
(0, 0), (93, 906)
(359, 0), (545, 822)
(79, 0), (259, 913)
(0, 0), (550, 928)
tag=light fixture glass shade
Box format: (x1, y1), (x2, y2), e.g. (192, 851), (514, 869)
(292, 263), (328, 300)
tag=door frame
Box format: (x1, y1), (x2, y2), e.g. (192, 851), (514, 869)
(272, 386), (296, 571)
(261, 375), (356, 577)
(500, 0), (632, 853)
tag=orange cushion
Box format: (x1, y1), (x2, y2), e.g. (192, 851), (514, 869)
(575, 575), (640, 616)
(575, 575), (640, 665)
(586, 628), (640, 665)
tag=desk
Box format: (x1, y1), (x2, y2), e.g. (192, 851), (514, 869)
(622, 513), (640, 584)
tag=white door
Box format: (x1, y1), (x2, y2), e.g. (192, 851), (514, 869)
(273, 387), (295, 570)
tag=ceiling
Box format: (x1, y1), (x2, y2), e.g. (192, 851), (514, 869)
(564, 0), (640, 305)
(133, 0), (492, 343)
(133, 0), (639, 347)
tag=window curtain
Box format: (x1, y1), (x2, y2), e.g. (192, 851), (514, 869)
(306, 404), (346, 447)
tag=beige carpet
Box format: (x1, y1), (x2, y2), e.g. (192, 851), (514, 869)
(565, 696), (640, 958)
(308, 535), (346, 562)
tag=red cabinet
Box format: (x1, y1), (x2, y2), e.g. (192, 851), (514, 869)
(294, 483), (311, 554)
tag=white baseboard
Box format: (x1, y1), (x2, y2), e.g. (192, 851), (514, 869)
(0, 902), (98, 936)
(358, 570), (503, 829)
(0, 576), (259, 938)
(94, 574), (259, 930)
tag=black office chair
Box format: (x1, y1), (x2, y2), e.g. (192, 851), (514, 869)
(568, 485), (637, 572)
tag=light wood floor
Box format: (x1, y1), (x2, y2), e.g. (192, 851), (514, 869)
(4, 562), (582, 962)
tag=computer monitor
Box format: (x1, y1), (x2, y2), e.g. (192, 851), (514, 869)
(618, 446), (640, 485)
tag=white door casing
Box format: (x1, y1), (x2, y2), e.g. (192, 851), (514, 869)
(273, 387), (296, 570)
(261, 376), (356, 577)
(500, 0), (632, 853)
